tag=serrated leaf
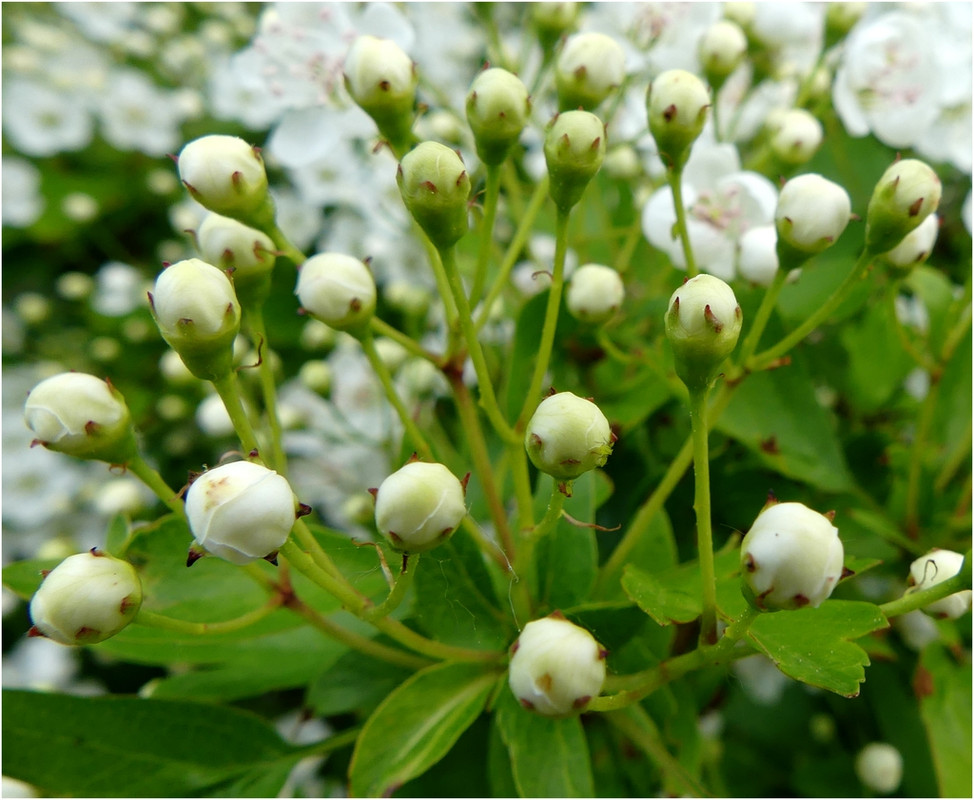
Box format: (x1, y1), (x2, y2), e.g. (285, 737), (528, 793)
(348, 661), (498, 797)
(747, 600), (889, 697)
(0, 689), (297, 797)
(918, 642), (973, 798)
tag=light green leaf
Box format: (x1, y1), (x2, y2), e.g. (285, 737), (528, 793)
(840, 295), (913, 413)
(348, 661), (498, 797)
(918, 642), (973, 798)
(306, 646), (412, 716)
(538, 471), (599, 609)
(747, 600), (889, 697)
(104, 514), (134, 557)
(0, 689), (296, 797)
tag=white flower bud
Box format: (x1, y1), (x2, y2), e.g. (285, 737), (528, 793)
(150, 258), (241, 381)
(344, 35), (417, 149)
(699, 20), (747, 85)
(298, 360), (332, 396)
(769, 109), (823, 166)
(544, 110), (607, 213)
(555, 32), (626, 111)
(24, 372), (136, 463)
(665, 274), (742, 390)
(532, 2), (580, 50)
(397, 141), (471, 249)
(775, 174), (851, 259)
(566, 263), (624, 324)
(185, 460), (297, 565)
(29, 550), (142, 645)
(866, 159), (942, 255)
(373, 461), (467, 553)
(197, 213), (275, 304)
(466, 67), (531, 166)
(373, 337), (409, 373)
(177, 135), (269, 222)
(647, 70), (710, 169)
(906, 549), (972, 619)
(737, 225), (779, 287)
(883, 213), (939, 272)
(855, 743), (903, 795)
(723, 2), (756, 29)
(295, 252), (376, 333)
(525, 391), (613, 481)
(602, 145), (642, 181)
(741, 501), (844, 610)
(508, 614), (607, 716)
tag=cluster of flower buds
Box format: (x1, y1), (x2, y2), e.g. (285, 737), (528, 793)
(508, 613), (606, 716)
(466, 68), (531, 166)
(525, 391), (614, 483)
(373, 461), (468, 553)
(544, 110), (607, 213)
(295, 253), (377, 335)
(397, 141), (471, 250)
(196, 213), (276, 308)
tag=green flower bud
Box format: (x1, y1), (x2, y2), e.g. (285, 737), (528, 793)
(298, 360), (332, 396)
(397, 141), (471, 249)
(343, 35), (417, 151)
(699, 20), (748, 88)
(196, 213), (275, 307)
(295, 253), (376, 335)
(665, 274), (742, 390)
(544, 110), (606, 213)
(29, 550), (142, 645)
(466, 67), (531, 166)
(373, 461), (467, 553)
(855, 743), (903, 795)
(647, 69), (710, 169)
(882, 213), (939, 272)
(740, 501), (844, 610)
(177, 135), (270, 226)
(866, 159), (943, 254)
(906, 549), (972, 620)
(149, 258), (241, 381)
(25, 372), (137, 464)
(555, 32), (626, 111)
(566, 263), (624, 325)
(602, 144), (642, 180)
(525, 391), (614, 481)
(532, 2), (580, 52)
(774, 174), (851, 267)
(768, 109), (823, 166)
(508, 613), (607, 717)
(186, 460), (297, 565)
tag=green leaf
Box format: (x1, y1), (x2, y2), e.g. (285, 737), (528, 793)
(307, 646), (413, 717)
(747, 600), (889, 697)
(494, 687), (595, 798)
(839, 295), (913, 413)
(505, 291), (548, 420)
(348, 661), (498, 797)
(538, 471), (599, 609)
(918, 642), (973, 797)
(0, 689), (297, 797)
(104, 514), (134, 557)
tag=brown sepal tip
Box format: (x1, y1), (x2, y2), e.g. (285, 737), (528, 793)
(263, 552), (279, 566)
(368, 487), (379, 499)
(186, 548), (205, 567)
(824, 509), (837, 522)
(704, 304), (723, 332)
(27, 626), (45, 638)
(460, 472), (471, 494)
(908, 197), (924, 217)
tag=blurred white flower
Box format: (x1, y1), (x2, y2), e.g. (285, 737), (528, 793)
(2, 77), (93, 156)
(1, 158), (45, 228)
(98, 69), (198, 155)
(55, 1), (140, 44)
(92, 262), (148, 317)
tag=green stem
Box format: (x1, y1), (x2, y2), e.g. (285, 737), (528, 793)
(439, 245), (518, 443)
(878, 564), (972, 619)
(471, 163), (503, 308)
(530, 479), (567, 542)
(126, 454), (184, 517)
(667, 164), (698, 277)
(292, 727), (363, 759)
(689, 387), (718, 646)
(281, 537), (365, 609)
(360, 330), (435, 461)
(614, 217), (644, 273)
(736, 268), (788, 370)
(517, 208), (570, 427)
(134, 600), (282, 635)
(904, 373), (941, 538)
(934, 417), (972, 493)
(242, 304), (288, 475)
(265, 222), (307, 266)
(365, 553), (418, 621)
(370, 317), (439, 364)
(211, 371), (262, 457)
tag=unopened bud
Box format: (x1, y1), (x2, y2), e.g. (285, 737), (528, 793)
(647, 69), (710, 169)
(740, 501), (844, 610)
(905, 549), (972, 619)
(397, 141), (471, 249)
(186, 460), (297, 565)
(768, 109), (823, 166)
(373, 461), (467, 553)
(555, 32), (626, 111)
(882, 213), (939, 272)
(177, 135), (270, 225)
(508, 614), (606, 716)
(855, 743), (903, 795)
(525, 391), (613, 481)
(737, 225), (779, 287)
(466, 68), (531, 166)
(699, 20), (747, 87)
(866, 159), (942, 254)
(295, 253), (376, 335)
(566, 263), (624, 324)
(665, 274), (742, 390)
(25, 372), (137, 464)
(344, 35), (417, 151)
(149, 258), (241, 381)
(298, 360), (332, 396)
(774, 174), (851, 267)
(532, 3), (580, 51)
(544, 110), (606, 213)
(197, 213), (275, 307)
(29, 550), (142, 645)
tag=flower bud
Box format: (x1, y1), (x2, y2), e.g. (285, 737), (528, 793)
(295, 253), (376, 335)
(185, 460), (297, 565)
(855, 743), (903, 795)
(149, 258), (241, 381)
(647, 69), (710, 169)
(177, 135), (270, 225)
(665, 274), (742, 390)
(343, 35), (417, 151)
(740, 501), (844, 610)
(774, 174), (851, 266)
(532, 3), (580, 51)
(396, 141), (471, 249)
(768, 109), (823, 166)
(544, 110), (606, 213)
(298, 360), (332, 396)
(555, 32), (626, 111)
(25, 372), (137, 463)
(906, 549), (972, 619)
(737, 225), (779, 287)
(866, 159), (943, 255)
(466, 68), (531, 166)
(525, 391), (613, 481)
(603, 145), (642, 181)
(28, 550), (142, 645)
(373, 461), (467, 553)
(197, 212), (275, 307)
(699, 20), (747, 87)
(508, 613), (606, 717)
(566, 263), (624, 324)
(882, 213), (939, 272)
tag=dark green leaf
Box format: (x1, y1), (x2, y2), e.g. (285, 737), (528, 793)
(538, 471), (599, 609)
(104, 514), (134, 557)
(307, 646), (413, 717)
(918, 642), (973, 797)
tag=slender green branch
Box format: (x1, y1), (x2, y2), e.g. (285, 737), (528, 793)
(242, 303), (288, 474)
(211, 371), (262, 457)
(370, 317), (440, 364)
(471, 163), (503, 307)
(364, 553), (418, 621)
(667, 165), (698, 277)
(689, 387), (718, 646)
(736, 268), (788, 370)
(264, 221), (307, 266)
(529, 479), (567, 543)
(879, 566), (972, 619)
(134, 599), (282, 635)
(126, 454), (185, 518)
(281, 537), (366, 610)
(292, 727), (364, 759)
